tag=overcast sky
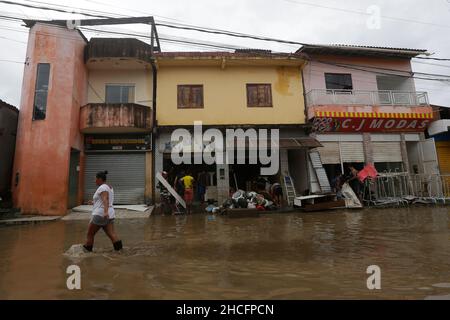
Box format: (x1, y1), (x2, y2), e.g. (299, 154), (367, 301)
(0, 0), (449, 108)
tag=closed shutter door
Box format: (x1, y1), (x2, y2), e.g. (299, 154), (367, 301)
(84, 153), (145, 204)
(340, 142), (365, 163)
(436, 142), (450, 174)
(372, 142), (402, 162)
(316, 142), (340, 164)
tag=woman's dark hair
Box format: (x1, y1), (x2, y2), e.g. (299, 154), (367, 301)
(96, 170), (108, 181)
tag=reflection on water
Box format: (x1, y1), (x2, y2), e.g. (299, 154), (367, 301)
(1, 207), (450, 299)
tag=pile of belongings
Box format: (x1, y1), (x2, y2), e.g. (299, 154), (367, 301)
(226, 190), (276, 211)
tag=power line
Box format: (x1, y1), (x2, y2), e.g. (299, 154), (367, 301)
(2, 13), (450, 83)
(0, 34), (27, 43)
(283, 0), (450, 30)
(414, 56), (450, 62)
(312, 60), (450, 79)
(308, 58), (450, 83)
(154, 22), (309, 46)
(413, 61), (450, 69)
(0, 58), (24, 64)
(0, 0), (113, 18)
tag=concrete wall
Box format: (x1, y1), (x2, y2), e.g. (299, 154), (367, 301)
(87, 68), (153, 107)
(0, 105), (19, 197)
(12, 23), (88, 216)
(303, 55), (416, 93)
(157, 65), (305, 126)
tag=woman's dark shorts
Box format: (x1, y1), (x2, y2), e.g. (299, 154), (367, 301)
(90, 215), (115, 227)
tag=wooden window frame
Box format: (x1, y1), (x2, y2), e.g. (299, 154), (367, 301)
(246, 83), (273, 108)
(177, 85), (204, 109)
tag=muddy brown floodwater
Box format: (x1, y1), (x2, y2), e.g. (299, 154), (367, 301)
(1, 207), (450, 300)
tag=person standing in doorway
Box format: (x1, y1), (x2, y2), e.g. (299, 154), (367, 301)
(83, 171), (123, 253)
(174, 170), (185, 199)
(197, 170), (208, 204)
(180, 171), (195, 215)
(348, 165), (363, 201)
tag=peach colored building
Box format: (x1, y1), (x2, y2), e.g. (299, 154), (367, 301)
(12, 19), (158, 216)
(299, 45), (439, 179)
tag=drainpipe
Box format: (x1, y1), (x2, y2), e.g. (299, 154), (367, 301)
(150, 58), (157, 206)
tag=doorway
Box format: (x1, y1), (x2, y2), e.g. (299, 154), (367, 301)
(68, 149), (80, 209)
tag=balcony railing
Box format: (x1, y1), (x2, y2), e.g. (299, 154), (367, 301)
(306, 89), (429, 107)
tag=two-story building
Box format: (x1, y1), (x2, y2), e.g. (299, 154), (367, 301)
(299, 44), (438, 182)
(153, 51), (318, 205)
(12, 18), (159, 215)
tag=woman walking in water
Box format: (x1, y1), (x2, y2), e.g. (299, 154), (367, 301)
(83, 171), (123, 253)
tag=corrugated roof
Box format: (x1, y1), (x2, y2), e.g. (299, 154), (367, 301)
(0, 99), (19, 113)
(297, 44), (428, 58)
(155, 50), (302, 59)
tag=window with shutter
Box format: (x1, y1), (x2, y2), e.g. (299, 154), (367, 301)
(246, 84), (272, 107)
(177, 85), (204, 108)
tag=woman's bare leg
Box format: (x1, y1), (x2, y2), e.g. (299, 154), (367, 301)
(103, 223), (119, 243)
(84, 223), (101, 251)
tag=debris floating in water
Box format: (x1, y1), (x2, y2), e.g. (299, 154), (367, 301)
(63, 244), (90, 258)
(63, 243), (162, 260)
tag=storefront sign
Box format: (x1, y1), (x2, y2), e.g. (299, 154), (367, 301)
(85, 134), (152, 151)
(313, 112), (433, 133)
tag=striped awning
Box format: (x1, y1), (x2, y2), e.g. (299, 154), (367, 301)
(315, 111), (434, 119)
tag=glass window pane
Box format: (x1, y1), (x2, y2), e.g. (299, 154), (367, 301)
(33, 63), (50, 120)
(325, 73), (353, 90)
(106, 85), (135, 103)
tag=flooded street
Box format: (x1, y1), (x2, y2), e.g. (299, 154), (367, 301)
(1, 207), (450, 300)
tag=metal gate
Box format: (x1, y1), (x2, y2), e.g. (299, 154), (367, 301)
(340, 142), (365, 163)
(372, 142), (402, 162)
(84, 153), (146, 204)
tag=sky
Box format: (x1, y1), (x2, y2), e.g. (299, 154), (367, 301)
(0, 0), (449, 108)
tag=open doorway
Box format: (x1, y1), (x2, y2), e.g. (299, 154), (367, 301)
(67, 149), (80, 209)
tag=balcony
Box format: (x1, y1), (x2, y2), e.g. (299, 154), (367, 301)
(80, 103), (152, 134)
(306, 89), (431, 119)
(85, 38), (154, 70)
(306, 89), (429, 107)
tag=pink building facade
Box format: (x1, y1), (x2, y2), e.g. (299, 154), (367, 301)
(299, 45), (438, 180)
(12, 19), (158, 216)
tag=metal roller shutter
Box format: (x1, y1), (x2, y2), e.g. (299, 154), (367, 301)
(84, 153), (145, 204)
(436, 142), (450, 174)
(340, 142), (365, 163)
(316, 142), (340, 164)
(372, 142), (402, 162)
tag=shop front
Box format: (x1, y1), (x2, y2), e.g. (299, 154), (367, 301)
(83, 134), (152, 204)
(311, 111), (438, 181)
(154, 127), (318, 206)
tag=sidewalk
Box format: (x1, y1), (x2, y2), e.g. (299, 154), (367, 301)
(0, 206), (154, 225)
(62, 206), (154, 221)
(0, 215), (62, 226)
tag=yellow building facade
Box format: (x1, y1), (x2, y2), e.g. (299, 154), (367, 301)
(154, 52), (313, 206)
(155, 52), (306, 126)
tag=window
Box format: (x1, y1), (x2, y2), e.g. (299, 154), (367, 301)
(177, 85), (204, 109)
(325, 73), (353, 91)
(246, 84), (272, 107)
(33, 63), (50, 120)
(105, 85), (135, 103)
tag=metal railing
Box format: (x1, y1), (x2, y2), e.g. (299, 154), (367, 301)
(363, 173), (450, 207)
(306, 89), (429, 107)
